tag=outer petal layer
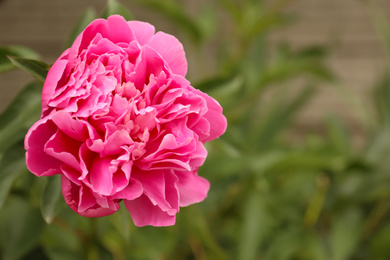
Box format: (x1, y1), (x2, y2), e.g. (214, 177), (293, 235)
(24, 15), (226, 227)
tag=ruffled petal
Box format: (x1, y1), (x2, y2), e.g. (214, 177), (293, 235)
(124, 194), (175, 227)
(41, 57), (69, 116)
(148, 31), (187, 76)
(25, 118), (62, 176)
(61, 175), (118, 217)
(193, 90), (227, 142)
(77, 15), (136, 52)
(175, 170), (210, 207)
(128, 21), (155, 46)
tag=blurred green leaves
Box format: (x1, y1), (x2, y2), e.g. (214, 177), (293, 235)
(8, 57), (49, 82)
(133, 0), (203, 43)
(0, 46), (40, 73)
(41, 175), (64, 224)
(64, 8), (97, 49)
(102, 0), (133, 21)
(0, 81), (42, 153)
(0, 197), (45, 260)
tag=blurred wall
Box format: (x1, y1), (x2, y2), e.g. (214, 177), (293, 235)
(269, 0), (389, 134)
(0, 0), (389, 133)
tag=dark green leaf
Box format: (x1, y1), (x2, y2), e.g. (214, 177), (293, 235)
(0, 81), (42, 153)
(8, 56), (49, 82)
(64, 8), (97, 49)
(0, 46), (40, 73)
(0, 197), (45, 260)
(133, 0), (202, 43)
(329, 210), (363, 260)
(238, 192), (272, 260)
(252, 85), (316, 150)
(102, 0), (133, 21)
(0, 144), (28, 210)
(326, 116), (351, 154)
(372, 73), (390, 127)
(267, 152), (346, 174)
(41, 175), (64, 224)
(45, 249), (85, 260)
(297, 45), (329, 59)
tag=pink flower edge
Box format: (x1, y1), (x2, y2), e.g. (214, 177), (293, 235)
(25, 15), (226, 227)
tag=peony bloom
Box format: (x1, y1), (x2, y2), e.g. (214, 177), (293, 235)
(24, 15), (226, 226)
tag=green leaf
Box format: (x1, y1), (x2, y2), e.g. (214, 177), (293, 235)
(329, 210), (363, 260)
(134, 0), (202, 43)
(267, 152), (345, 174)
(195, 6), (217, 40)
(200, 76), (244, 108)
(238, 192), (273, 260)
(251, 85), (316, 150)
(0, 46), (40, 73)
(364, 0), (390, 62)
(0, 197), (45, 260)
(64, 8), (97, 49)
(372, 73), (390, 127)
(41, 175), (64, 224)
(45, 249), (85, 260)
(102, 0), (133, 20)
(325, 116), (351, 154)
(0, 81), (42, 153)
(8, 56), (49, 82)
(0, 144), (28, 210)
(370, 222), (390, 258)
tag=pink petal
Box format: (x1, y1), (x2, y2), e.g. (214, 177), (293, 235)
(61, 175), (118, 217)
(61, 164), (81, 185)
(77, 15), (136, 52)
(128, 21), (155, 46)
(110, 178), (143, 200)
(194, 90), (227, 142)
(130, 46), (167, 89)
(51, 111), (95, 141)
(41, 57), (69, 116)
(164, 170), (180, 214)
(148, 31), (188, 76)
(89, 157), (116, 196)
(132, 169), (179, 214)
(175, 171), (210, 207)
(132, 169), (170, 210)
(88, 129), (133, 157)
(25, 118), (62, 176)
(124, 194), (175, 227)
(45, 129), (82, 172)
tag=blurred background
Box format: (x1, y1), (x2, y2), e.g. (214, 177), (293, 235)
(1, 0), (390, 259)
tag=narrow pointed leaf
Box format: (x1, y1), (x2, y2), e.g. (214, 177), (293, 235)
(254, 85), (316, 150)
(238, 192), (272, 260)
(102, 0), (133, 20)
(64, 8), (97, 49)
(0, 46), (40, 73)
(8, 56), (49, 82)
(134, 0), (202, 42)
(0, 198), (45, 260)
(0, 144), (28, 210)
(41, 175), (64, 224)
(0, 81), (42, 153)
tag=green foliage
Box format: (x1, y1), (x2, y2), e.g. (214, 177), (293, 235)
(41, 175), (65, 224)
(133, 0), (203, 43)
(7, 57), (49, 82)
(0, 81), (42, 153)
(0, 0), (389, 259)
(64, 8), (97, 49)
(102, 0), (133, 21)
(0, 46), (40, 73)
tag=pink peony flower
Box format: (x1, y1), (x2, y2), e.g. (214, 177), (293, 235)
(24, 15), (226, 226)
